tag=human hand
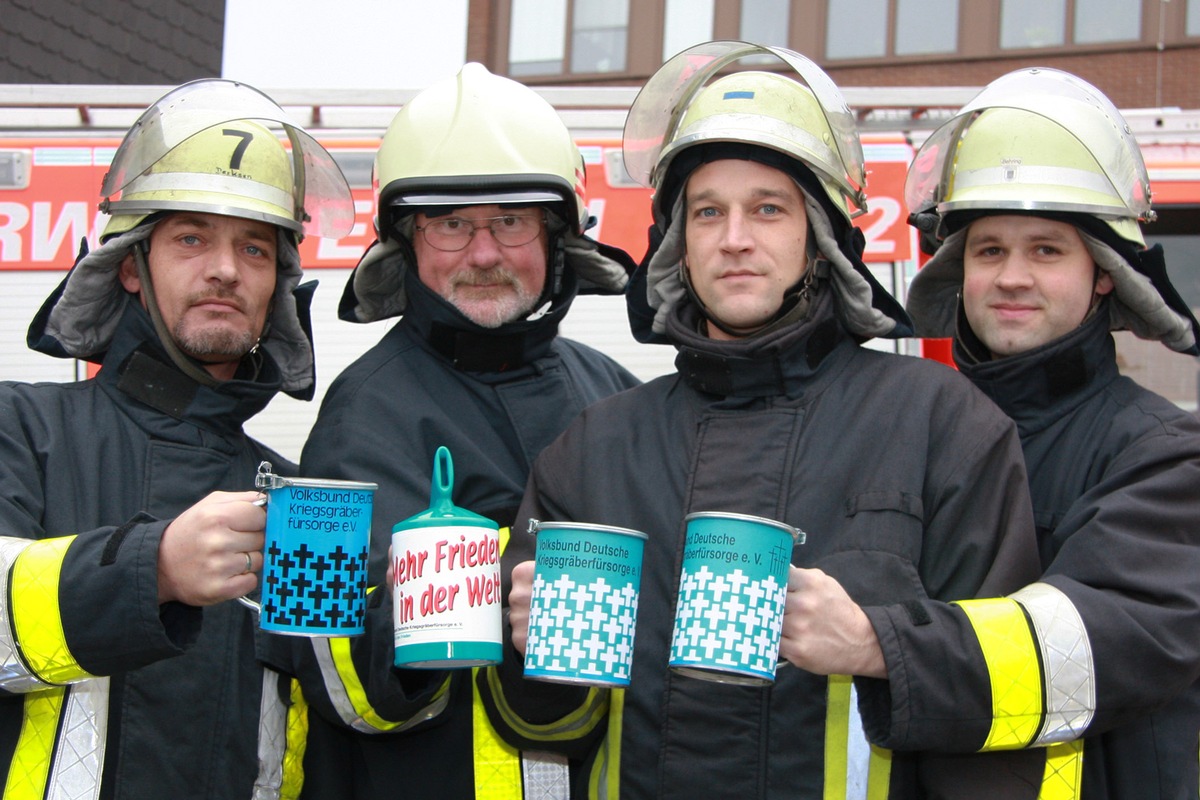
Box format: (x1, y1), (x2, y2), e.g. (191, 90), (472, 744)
(157, 491), (266, 606)
(508, 560), (535, 656)
(779, 566), (887, 678)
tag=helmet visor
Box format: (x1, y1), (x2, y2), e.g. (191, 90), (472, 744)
(905, 67), (1151, 221)
(101, 79), (354, 239)
(622, 40), (864, 198)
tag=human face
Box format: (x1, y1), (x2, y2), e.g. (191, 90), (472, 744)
(119, 212), (278, 381)
(412, 204), (548, 328)
(683, 159), (809, 340)
(962, 215), (1113, 358)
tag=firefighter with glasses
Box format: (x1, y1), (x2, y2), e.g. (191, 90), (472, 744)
(264, 63), (639, 799)
(0, 79), (354, 798)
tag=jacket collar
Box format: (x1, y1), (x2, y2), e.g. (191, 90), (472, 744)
(668, 287), (849, 398)
(955, 306), (1118, 435)
(98, 303), (281, 440)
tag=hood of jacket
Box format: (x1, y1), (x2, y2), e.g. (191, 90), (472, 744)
(26, 221), (318, 400)
(907, 223), (1200, 356)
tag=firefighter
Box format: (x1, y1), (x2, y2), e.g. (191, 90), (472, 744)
(0, 79), (353, 798)
(481, 41), (1041, 798)
(263, 63), (639, 799)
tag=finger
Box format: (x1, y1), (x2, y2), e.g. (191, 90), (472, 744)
(787, 565), (804, 592)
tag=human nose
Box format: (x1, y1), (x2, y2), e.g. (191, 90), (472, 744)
(206, 241), (241, 283)
(719, 210), (754, 252)
(462, 222), (503, 265)
(993, 254), (1034, 289)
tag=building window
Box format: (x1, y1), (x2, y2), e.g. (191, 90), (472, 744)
(1000, 0), (1066, 48)
(1074, 0), (1141, 44)
(1190, 0), (1200, 36)
(663, 0), (714, 60)
(509, 0), (567, 76)
(1000, 0), (1139, 49)
(571, 0), (629, 73)
(740, 0), (791, 49)
(508, 0), (628, 76)
(827, 0), (888, 58)
(895, 0), (958, 55)
(826, 0), (957, 60)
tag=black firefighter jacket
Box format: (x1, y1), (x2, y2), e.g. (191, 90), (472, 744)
(480, 288), (1043, 799)
(860, 309), (1200, 799)
(265, 276), (640, 799)
(0, 303), (296, 799)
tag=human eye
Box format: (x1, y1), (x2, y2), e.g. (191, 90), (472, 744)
(178, 233), (203, 247)
(758, 203), (781, 217)
(438, 217), (468, 233)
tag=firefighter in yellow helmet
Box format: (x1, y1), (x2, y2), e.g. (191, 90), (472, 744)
(485, 41), (1039, 798)
(263, 63), (639, 800)
(834, 67), (1200, 799)
(0, 79), (354, 799)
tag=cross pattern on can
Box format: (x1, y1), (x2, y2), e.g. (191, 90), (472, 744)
(262, 541), (368, 630)
(526, 573), (639, 680)
(670, 565), (786, 674)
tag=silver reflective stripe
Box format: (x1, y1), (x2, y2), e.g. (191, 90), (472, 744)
(253, 669), (286, 800)
(311, 639), (448, 733)
(1012, 583), (1095, 744)
(46, 679), (107, 800)
(953, 165), (1116, 196)
(115, 172), (293, 211)
(521, 750), (569, 800)
(845, 683), (870, 800)
(0, 537), (48, 691)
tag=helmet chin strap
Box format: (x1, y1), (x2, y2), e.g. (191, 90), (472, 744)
(133, 242), (220, 388)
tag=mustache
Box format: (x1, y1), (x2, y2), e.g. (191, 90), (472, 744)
(185, 288), (245, 310)
(449, 268), (521, 288)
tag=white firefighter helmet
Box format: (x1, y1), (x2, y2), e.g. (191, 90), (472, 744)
(373, 62), (587, 238)
(622, 40), (866, 223)
(100, 79), (354, 241)
(905, 66), (1151, 245)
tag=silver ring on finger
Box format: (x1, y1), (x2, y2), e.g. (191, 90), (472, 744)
(243, 552), (253, 575)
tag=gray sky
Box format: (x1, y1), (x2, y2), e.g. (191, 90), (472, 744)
(222, 0), (468, 89)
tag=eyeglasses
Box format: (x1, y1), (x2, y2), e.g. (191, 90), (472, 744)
(414, 213), (545, 252)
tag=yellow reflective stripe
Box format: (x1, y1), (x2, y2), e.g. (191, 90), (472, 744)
(5, 688), (64, 799)
(955, 597), (1043, 750)
(483, 665), (608, 743)
(866, 745), (892, 800)
(824, 674), (851, 800)
(11, 537), (94, 684)
(587, 687), (622, 800)
(498, 526), (511, 556)
(327, 635), (451, 731)
(1038, 740), (1082, 800)
(471, 666), (524, 798)
(280, 678), (309, 800)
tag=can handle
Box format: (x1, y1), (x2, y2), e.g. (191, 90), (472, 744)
(237, 494), (269, 613)
(429, 446), (456, 516)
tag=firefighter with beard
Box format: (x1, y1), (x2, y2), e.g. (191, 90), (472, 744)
(0, 79), (354, 798)
(267, 63), (639, 799)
